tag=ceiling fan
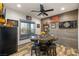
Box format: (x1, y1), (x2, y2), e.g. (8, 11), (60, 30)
(31, 4), (54, 16)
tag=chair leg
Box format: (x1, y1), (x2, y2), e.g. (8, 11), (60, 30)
(53, 46), (57, 56)
(47, 50), (50, 56)
(35, 49), (37, 56)
(31, 49), (33, 56)
(35, 48), (40, 56)
(50, 48), (52, 56)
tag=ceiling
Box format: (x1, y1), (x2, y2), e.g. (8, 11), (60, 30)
(4, 3), (79, 19)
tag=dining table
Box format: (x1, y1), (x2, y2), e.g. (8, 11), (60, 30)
(31, 35), (58, 56)
(31, 34), (57, 40)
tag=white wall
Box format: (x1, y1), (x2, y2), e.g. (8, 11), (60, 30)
(31, 18), (41, 34)
(6, 8), (26, 20)
(5, 8), (41, 45)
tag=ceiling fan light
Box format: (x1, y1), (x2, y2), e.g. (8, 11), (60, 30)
(40, 15), (43, 17)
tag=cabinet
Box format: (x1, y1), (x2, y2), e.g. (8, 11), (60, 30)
(0, 26), (17, 56)
(43, 24), (49, 34)
(20, 20), (35, 40)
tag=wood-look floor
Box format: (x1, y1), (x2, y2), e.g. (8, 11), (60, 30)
(10, 42), (79, 56)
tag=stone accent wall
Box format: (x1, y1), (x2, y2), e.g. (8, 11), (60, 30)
(41, 9), (78, 49)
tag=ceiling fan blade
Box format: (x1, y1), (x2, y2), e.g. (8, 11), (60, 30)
(45, 9), (54, 12)
(31, 10), (40, 12)
(43, 12), (48, 16)
(37, 13), (42, 16)
(40, 4), (44, 11)
(38, 12), (48, 16)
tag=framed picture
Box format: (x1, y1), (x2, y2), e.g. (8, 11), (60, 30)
(37, 24), (40, 28)
(7, 19), (18, 27)
(26, 16), (32, 20)
(51, 23), (56, 29)
(59, 20), (77, 29)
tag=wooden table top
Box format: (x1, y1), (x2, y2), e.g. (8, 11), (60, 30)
(31, 35), (58, 41)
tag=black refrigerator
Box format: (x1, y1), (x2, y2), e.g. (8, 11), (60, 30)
(0, 26), (17, 56)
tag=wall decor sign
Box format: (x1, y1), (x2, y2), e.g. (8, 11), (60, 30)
(51, 23), (56, 29)
(26, 16), (32, 20)
(37, 24), (40, 28)
(59, 20), (77, 29)
(51, 15), (60, 23)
